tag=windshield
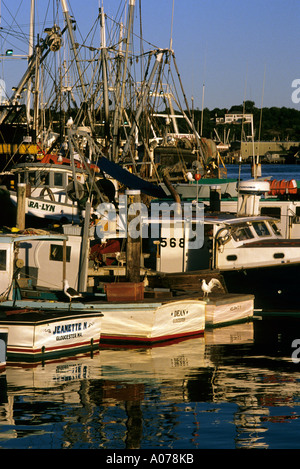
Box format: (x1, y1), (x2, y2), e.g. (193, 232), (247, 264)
(231, 225), (254, 242)
(252, 221), (270, 237)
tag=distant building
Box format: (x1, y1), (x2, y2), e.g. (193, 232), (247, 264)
(241, 141), (300, 159)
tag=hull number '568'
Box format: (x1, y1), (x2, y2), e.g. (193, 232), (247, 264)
(160, 237), (185, 248)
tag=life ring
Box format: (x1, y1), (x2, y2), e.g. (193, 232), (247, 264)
(39, 187), (55, 202)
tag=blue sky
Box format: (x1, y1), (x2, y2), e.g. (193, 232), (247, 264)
(1, 0), (299, 111)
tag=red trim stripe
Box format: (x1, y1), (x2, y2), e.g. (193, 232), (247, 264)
(7, 338), (100, 355)
(100, 329), (204, 344)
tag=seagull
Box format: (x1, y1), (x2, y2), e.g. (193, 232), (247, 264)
(63, 279), (83, 303)
(201, 278), (222, 298)
(186, 171), (194, 182)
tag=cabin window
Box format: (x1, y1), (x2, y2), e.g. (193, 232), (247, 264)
(0, 250), (6, 270)
(39, 172), (49, 185)
(49, 244), (71, 262)
(252, 221), (270, 237)
(54, 172), (64, 187)
(232, 225), (254, 242)
(269, 221), (281, 236)
(28, 172), (36, 186)
(260, 207), (281, 219)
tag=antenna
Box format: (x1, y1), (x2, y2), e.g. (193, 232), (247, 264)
(258, 65), (266, 143)
(169, 0), (175, 50)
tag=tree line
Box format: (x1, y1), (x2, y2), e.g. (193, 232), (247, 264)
(191, 101), (300, 142)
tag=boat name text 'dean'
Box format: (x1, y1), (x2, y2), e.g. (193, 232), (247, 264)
(172, 309), (188, 323)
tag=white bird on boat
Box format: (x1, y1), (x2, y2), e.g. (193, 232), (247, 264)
(186, 171), (194, 182)
(63, 279), (83, 303)
(201, 278), (222, 298)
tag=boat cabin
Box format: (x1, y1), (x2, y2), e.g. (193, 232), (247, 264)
(201, 213), (291, 271)
(0, 233), (81, 300)
(11, 162), (86, 201)
(220, 197), (300, 240)
(143, 208), (300, 274)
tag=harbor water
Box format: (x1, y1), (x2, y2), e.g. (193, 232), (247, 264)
(1, 164), (300, 451)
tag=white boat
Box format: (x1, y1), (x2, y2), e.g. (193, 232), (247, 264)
(1, 155), (107, 226)
(142, 180), (300, 312)
(186, 176), (300, 240)
(0, 231), (104, 360)
(2, 294), (207, 347)
(217, 179), (300, 240)
(145, 271), (254, 328)
(97, 296), (206, 344)
(0, 308), (102, 361)
(153, 209), (300, 311)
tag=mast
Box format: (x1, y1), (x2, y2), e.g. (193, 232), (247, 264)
(60, 0), (95, 133)
(33, 36), (41, 137)
(122, 50), (164, 160)
(112, 0), (135, 162)
(0, 32), (59, 125)
(111, 20), (124, 161)
(26, 0), (35, 126)
(171, 53), (206, 167)
(100, 4), (110, 145)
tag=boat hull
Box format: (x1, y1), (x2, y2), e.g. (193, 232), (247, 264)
(222, 263), (300, 311)
(0, 310), (102, 361)
(9, 192), (80, 223)
(0, 297), (206, 345)
(0, 292), (254, 346)
(99, 298), (205, 344)
(205, 294), (254, 327)
(160, 179), (238, 199)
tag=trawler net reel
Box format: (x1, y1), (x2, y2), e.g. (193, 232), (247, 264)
(45, 26), (62, 52)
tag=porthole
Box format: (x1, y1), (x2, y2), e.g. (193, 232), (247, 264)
(273, 253), (284, 259)
(226, 255), (237, 261)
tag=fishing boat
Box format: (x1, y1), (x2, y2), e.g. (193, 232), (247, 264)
(0, 231), (104, 360)
(0, 148), (115, 227)
(0, 308), (102, 362)
(148, 181), (300, 311)
(211, 178), (300, 239)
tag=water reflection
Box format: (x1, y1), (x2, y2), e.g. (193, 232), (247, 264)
(0, 319), (300, 449)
